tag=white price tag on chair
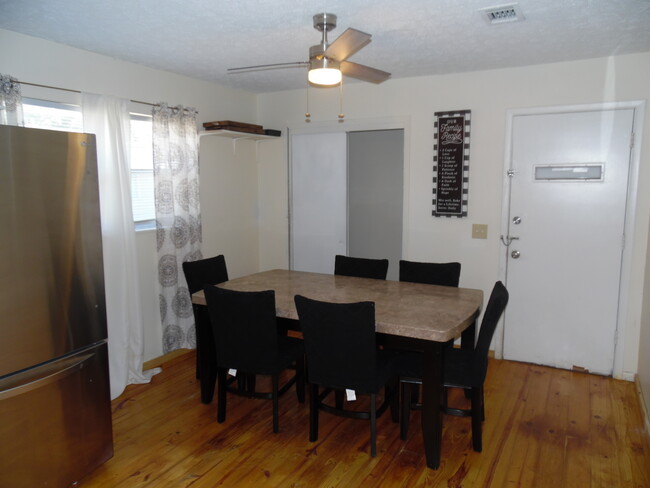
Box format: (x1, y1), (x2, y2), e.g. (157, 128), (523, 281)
(228, 368), (237, 376)
(346, 389), (356, 401)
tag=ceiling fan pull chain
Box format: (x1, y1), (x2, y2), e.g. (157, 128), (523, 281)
(338, 78), (345, 121)
(305, 82), (311, 122)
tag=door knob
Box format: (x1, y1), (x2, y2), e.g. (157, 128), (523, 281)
(511, 250), (521, 259)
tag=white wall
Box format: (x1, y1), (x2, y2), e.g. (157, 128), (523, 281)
(0, 28), (260, 360)
(640, 213), (650, 431)
(256, 52), (650, 382)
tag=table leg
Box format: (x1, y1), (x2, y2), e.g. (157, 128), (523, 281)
(461, 319), (476, 351)
(421, 341), (444, 469)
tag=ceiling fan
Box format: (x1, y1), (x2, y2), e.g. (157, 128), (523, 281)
(227, 13), (391, 86)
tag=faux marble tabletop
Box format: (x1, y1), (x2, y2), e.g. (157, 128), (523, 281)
(192, 269), (483, 343)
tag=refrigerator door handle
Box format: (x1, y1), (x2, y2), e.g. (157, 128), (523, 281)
(0, 352), (93, 400)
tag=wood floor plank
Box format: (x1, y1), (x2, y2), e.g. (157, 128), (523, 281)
(76, 351), (650, 488)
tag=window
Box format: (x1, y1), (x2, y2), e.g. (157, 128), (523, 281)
(130, 114), (155, 229)
(23, 98), (83, 132)
(22, 99), (156, 230)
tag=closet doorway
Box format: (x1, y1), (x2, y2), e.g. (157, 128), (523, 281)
(290, 129), (404, 279)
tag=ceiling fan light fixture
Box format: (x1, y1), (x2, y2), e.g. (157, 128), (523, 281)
(308, 57), (341, 86)
(308, 67), (342, 85)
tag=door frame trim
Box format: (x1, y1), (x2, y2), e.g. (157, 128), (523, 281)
(497, 100), (646, 380)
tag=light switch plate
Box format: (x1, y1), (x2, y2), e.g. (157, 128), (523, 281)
(472, 224), (488, 239)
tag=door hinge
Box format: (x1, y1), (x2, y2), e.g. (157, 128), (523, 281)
(630, 132), (635, 149)
(507, 169), (516, 177)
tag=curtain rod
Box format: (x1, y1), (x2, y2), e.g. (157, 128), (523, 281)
(18, 80), (189, 109)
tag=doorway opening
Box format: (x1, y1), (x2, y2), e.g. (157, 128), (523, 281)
(289, 124), (407, 280)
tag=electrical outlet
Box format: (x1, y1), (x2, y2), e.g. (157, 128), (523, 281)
(472, 224), (488, 239)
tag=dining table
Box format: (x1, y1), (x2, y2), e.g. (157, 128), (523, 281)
(191, 268), (483, 469)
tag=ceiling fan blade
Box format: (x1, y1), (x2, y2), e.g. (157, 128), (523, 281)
(325, 28), (371, 61)
(340, 61), (391, 84)
(228, 61), (308, 73)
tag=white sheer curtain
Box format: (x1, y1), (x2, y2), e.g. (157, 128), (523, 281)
(0, 74), (23, 126)
(153, 103), (202, 353)
(82, 93), (160, 399)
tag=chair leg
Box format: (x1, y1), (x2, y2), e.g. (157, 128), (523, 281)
(481, 387), (485, 421)
(237, 373), (246, 393)
(295, 356), (306, 403)
(195, 333), (201, 379)
(196, 307), (217, 403)
(335, 390), (344, 409)
(217, 368), (227, 423)
(471, 386), (483, 452)
(400, 381), (411, 440)
(410, 383), (420, 406)
(388, 378), (399, 423)
(309, 383), (319, 442)
(247, 373), (257, 395)
(272, 374), (279, 433)
(370, 393), (377, 457)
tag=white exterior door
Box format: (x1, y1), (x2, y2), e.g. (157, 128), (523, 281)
(503, 108), (635, 375)
(290, 132), (347, 274)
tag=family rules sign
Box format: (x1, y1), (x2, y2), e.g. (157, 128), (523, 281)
(433, 110), (471, 217)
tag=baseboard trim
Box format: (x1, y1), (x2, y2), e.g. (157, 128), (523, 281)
(634, 374), (650, 440)
(143, 348), (193, 370)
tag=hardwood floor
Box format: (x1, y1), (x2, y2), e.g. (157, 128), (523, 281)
(78, 350), (650, 487)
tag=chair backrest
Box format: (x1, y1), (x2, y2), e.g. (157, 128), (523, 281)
(182, 254), (229, 294)
(399, 260), (461, 287)
(334, 255), (389, 280)
(294, 295), (378, 392)
(203, 286), (280, 372)
(473, 281), (509, 384)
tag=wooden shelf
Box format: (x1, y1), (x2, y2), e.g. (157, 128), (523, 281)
(199, 129), (280, 141)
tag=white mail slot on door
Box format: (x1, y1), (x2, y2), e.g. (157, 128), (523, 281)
(534, 163), (604, 181)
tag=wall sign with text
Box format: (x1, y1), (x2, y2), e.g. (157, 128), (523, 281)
(432, 110), (471, 217)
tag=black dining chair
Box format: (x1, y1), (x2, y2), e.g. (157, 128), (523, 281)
(399, 260), (461, 287)
(182, 254), (229, 403)
(204, 286), (305, 433)
(398, 281), (509, 452)
(334, 254), (389, 280)
(294, 294), (401, 457)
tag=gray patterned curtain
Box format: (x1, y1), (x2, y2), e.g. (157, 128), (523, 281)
(153, 103), (202, 353)
(0, 74), (23, 126)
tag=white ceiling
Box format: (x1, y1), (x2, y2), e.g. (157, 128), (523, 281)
(1, 0), (649, 94)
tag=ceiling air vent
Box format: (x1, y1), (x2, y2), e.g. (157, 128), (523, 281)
(481, 4), (525, 24)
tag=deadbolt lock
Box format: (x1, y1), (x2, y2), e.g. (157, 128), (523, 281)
(512, 216), (522, 225)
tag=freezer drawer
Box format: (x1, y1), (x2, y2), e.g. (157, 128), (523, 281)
(0, 343), (113, 487)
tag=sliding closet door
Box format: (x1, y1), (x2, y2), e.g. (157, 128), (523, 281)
(290, 132), (347, 273)
(348, 130), (404, 280)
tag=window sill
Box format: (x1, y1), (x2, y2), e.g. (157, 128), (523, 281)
(135, 220), (156, 232)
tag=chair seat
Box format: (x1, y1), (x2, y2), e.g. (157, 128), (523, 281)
(242, 336), (304, 376)
(321, 349), (403, 394)
(399, 348), (481, 388)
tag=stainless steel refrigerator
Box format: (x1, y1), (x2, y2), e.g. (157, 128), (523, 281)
(0, 125), (113, 486)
